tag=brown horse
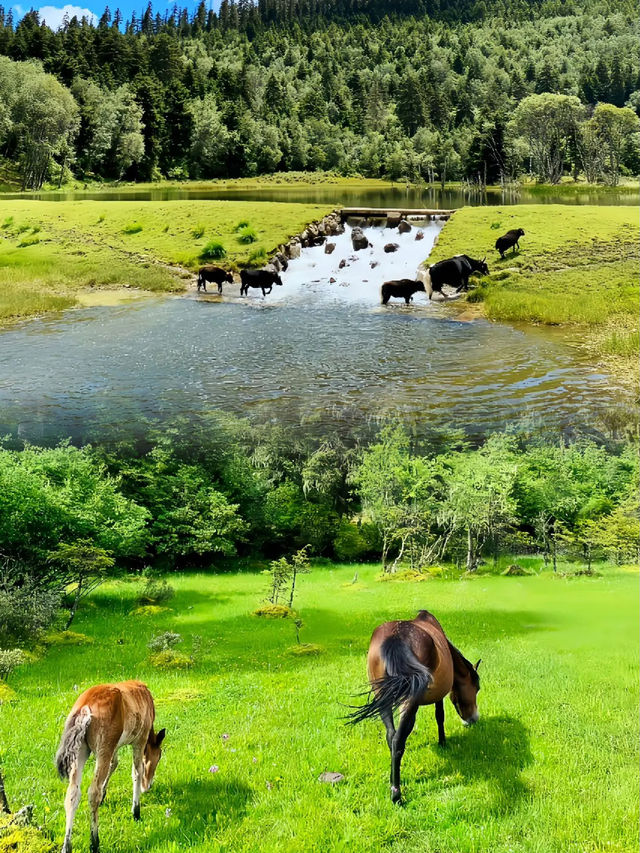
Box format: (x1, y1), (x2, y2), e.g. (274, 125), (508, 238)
(349, 610), (480, 803)
(56, 680), (165, 853)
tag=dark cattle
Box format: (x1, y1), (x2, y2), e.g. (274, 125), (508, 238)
(495, 228), (525, 258)
(381, 279), (426, 305)
(427, 255), (489, 299)
(197, 265), (233, 294)
(239, 269), (283, 296)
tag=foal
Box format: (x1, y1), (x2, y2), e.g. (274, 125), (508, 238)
(350, 610), (480, 803)
(56, 680), (165, 853)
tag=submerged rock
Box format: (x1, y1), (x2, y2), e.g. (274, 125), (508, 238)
(338, 259), (347, 269)
(398, 219), (412, 233)
(324, 242), (336, 255)
(384, 243), (400, 253)
(415, 230), (424, 241)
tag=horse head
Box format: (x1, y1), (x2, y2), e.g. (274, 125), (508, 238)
(142, 728), (166, 792)
(477, 257), (489, 276)
(450, 657), (481, 726)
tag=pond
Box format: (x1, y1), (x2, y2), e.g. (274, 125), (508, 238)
(4, 183), (638, 207)
(0, 219), (629, 443)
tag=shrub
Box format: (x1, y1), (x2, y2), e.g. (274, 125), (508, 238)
(43, 630), (93, 646)
(0, 813), (56, 853)
(123, 222), (143, 234)
(237, 225), (258, 244)
(253, 603), (294, 618)
(148, 631), (182, 653)
(286, 643), (324, 656)
(200, 240), (226, 260)
(149, 650), (193, 670)
(138, 578), (175, 605)
(0, 649), (26, 681)
(131, 605), (171, 616)
(17, 236), (40, 248)
(1, 216), (13, 229)
(191, 223), (206, 239)
(234, 219), (250, 231)
(0, 577), (60, 647)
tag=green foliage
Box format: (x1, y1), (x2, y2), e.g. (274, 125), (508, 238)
(191, 223), (206, 239)
(122, 221), (143, 234)
(0, 573), (60, 648)
(236, 225), (258, 244)
(148, 649), (193, 670)
(199, 240), (226, 260)
(42, 630), (92, 646)
(138, 577), (175, 605)
(148, 631), (182, 653)
(0, 649), (26, 681)
(0, 814), (55, 853)
(0, 8), (638, 184)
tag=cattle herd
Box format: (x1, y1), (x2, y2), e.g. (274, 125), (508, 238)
(196, 225), (524, 306)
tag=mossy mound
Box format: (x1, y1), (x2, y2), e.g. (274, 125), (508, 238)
(131, 605), (171, 617)
(148, 650), (194, 670)
(43, 630), (93, 646)
(285, 644), (325, 657)
(378, 569), (429, 583)
(0, 814), (55, 853)
(252, 603), (295, 618)
(0, 684), (16, 703)
(502, 564), (532, 576)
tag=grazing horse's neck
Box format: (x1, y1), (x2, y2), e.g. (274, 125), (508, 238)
(448, 642), (475, 686)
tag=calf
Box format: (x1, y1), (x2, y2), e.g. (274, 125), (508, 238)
(495, 228), (525, 258)
(427, 255), (489, 298)
(239, 268), (283, 296)
(381, 279), (426, 305)
(197, 265), (233, 294)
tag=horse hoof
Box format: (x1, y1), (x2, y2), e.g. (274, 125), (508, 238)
(133, 805), (141, 821)
(390, 785), (402, 804)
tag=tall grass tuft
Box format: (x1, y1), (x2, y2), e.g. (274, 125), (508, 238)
(237, 225), (258, 244)
(191, 223), (206, 239)
(122, 221), (143, 234)
(200, 240), (227, 260)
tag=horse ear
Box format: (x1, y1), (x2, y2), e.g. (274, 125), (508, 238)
(156, 728), (166, 745)
(482, 257), (486, 263)
(474, 659), (482, 670)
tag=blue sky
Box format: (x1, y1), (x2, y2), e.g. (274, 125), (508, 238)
(13, 1), (221, 28)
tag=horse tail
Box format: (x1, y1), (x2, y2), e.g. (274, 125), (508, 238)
(55, 705), (91, 779)
(348, 634), (432, 724)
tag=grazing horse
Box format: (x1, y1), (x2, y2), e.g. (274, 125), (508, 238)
(56, 680), (165, 853)
(197, 265), (233, 294)
(349, 610), (481, 803)
(427, 255), (489, 298)
(381, 279), (426, 305)
(239, 269), (283, 296)
(495, 228), (525, 258)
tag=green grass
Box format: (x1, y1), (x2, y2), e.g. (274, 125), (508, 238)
(432, 204), (639, 381)
(0, 199), (332, 323)
(1, 563), (637, 852)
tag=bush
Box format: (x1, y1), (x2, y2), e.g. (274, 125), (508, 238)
(234, 219), (250, 231)
(253, 603), (294, 618)
(138, 578), (175, 605)
(200, 240), (226, 260)
(0, 814), (56, 853)
(43, 630), (93, 646)
(17, 236), (40, 248)
(237, 225), (258, 244)
(0, 577), (60, 647)
(191, 223), (206, 239)
(0, 649), (26, 681)
(148, 649), (193, 670)
(332, 520), (374, 562)
(148, 631), (182, 653)
(122, 222), (143, 234)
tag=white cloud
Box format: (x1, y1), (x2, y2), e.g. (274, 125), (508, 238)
(37, 4), (98, 29)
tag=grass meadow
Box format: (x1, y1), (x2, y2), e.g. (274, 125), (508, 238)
(0, 562), (637, 853)
(432, 204), (639, 382)
(0, 199), (331, 323)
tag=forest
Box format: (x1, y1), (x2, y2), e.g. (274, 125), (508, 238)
(1, 416), (637, 647)
(0, 0), (638, 187)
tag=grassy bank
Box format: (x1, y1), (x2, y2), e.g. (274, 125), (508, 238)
(0, 563), (637, 853)
(431, 204), (639, 381)
(0, 199), (332, 324)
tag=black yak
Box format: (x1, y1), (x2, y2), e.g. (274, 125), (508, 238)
(239, 269), (283, 296)
(197, 265), (234, 294)
(427, 255), (489, 298)
(381, 279), (426, 305)
(495, 228), (525, 258)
